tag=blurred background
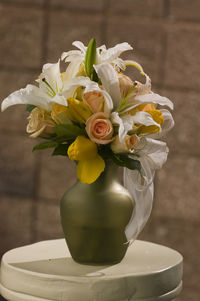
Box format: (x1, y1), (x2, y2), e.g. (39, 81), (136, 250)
(0, 0), (200, 300)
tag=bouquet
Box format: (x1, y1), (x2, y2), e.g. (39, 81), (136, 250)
(1, 39), (174, 241)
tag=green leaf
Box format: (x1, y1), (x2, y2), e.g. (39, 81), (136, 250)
(118, 154), (141, 171)
(52, 144), (70, 156)
(26, 104), (36, 112)
(54, 124), (86, 138)
(85, 38), (97, 79)
(99, 146), (141, 172)
(32, 141), (59, 151)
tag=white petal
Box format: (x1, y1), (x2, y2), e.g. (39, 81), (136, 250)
(61, 50), (82, 61)
(111, 111), (161, 142)
(94, 63), (121, 109)
(64, 56), (84, 80)
(111, 112), (126, 141)
(51, 94), (67, 107)
(1, 84), (51, 112)
(72, 41), (87, 53)
(135, 93), (174, 110)
(99, 42), (133, 64)
(113, 58), (126, 71)
(40, 60), (63, 93)
(62, 76), (99, 100)
(101, 90), (113, 113)
(161, 109), (174, 133)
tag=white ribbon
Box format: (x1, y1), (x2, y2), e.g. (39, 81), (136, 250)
(124, 138), (169, 242)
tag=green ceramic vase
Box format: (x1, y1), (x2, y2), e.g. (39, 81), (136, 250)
(60, 162), (134, 265)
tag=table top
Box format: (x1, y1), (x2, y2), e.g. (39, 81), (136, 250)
(0, 239), (183, 301)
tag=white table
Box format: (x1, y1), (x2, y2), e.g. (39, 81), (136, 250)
(0, 239), (183, 301)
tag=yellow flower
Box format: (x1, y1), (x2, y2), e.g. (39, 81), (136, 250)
(138, 104), (164, 134)
(51, 103), (72, 125)
(68, 136), (105, 184)
(67, 98), (92, 123)
(124, 104), (164, 135)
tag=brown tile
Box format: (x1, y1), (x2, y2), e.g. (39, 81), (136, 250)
(47, 11), (103, 62)
(0, 134), (39, 197)
(35, 201), (63, 241)
(38, 149), (76, 202)
(50, 0), (104, 11)
(0, 195), (33, 256)
(170, 0), (200, 21)
(164, 23), (200, 90)
(0, 0), (45, 5)
(153, 154), (200, 223)
(109, 0), (163, 17)
(0, 4), (43, 68)
(106, 17), (163, 85)
(0, 70), (39, 134)
(176, 288), (200, 301)
(160, 89), (200, 156)
(140, 217), (200, 300)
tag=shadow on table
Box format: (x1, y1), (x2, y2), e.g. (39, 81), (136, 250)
(12, 257), (110, 277)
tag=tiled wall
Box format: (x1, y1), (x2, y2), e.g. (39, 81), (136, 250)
(0, 1), (200, 300)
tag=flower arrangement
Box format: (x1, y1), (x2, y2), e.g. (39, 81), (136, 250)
(1, 39), (174, 241)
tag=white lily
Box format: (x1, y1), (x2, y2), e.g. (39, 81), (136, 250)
(1, 61), (113, 114)
(61, 41), (133, 79)
(93, 62), (174, 142)
(111, 111), (161, 142)
(1, 61), (67, 112)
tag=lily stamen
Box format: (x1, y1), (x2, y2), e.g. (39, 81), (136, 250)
(42, 78), (56, 97)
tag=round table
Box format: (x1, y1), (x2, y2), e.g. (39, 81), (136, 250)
(0, 239), (183, 301)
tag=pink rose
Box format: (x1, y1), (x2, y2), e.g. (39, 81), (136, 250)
(117, 72), (133, 97)
(86, 112), (114, 144)
(83, 91), (104, 113)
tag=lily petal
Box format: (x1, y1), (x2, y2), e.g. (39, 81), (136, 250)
(148, 109), (174, 139)
(61, 50), (82, 61)
(1, 84), (51, 112)
(72, 40), (87, 53)
(134, 93), (174, 110)
(124, 60), (145, 75)
(111, 111), (161, 142)
(98, 42), (133, 64)
(94, 63), (121, 109)
(40, 60), (63, 93)
(64, 57), (84, 80)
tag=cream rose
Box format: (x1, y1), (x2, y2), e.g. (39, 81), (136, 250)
(111, 134), (139, 154)
(27, 107), (55, 138)
(86, 112), (114, 144)
(83, 91), (104, 113)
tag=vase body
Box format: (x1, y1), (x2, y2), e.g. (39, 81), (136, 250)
(60, 163), (134, 264)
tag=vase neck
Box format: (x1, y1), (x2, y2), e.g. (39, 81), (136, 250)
(85, 160), (119, 188)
